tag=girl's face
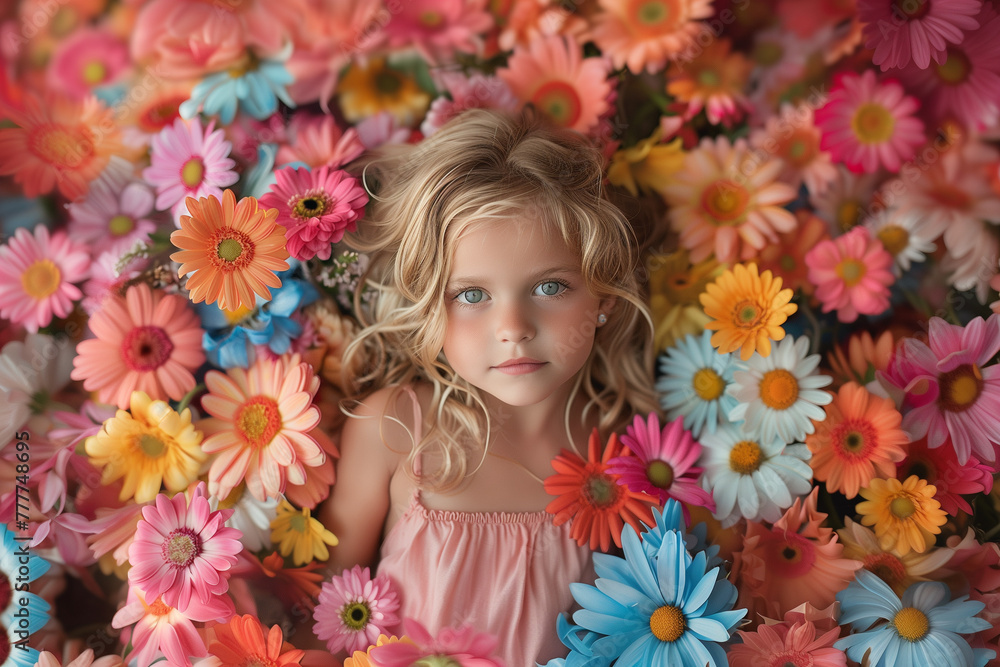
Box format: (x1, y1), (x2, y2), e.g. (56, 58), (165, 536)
(441, 218), (614, 408)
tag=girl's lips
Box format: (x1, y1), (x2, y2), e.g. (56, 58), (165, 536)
(492, 361), (547, 375)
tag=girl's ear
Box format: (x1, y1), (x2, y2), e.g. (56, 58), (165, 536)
(597, 297), (617, 326)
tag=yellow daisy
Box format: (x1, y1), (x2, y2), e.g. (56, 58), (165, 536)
(607, 128), (685, 197)
(84, 391), (206, 503)
(337, 57), (431, 127)
(646, 249), (717, 351)
(344, 634), (415, 667)
(699, 262), (797, 360)
(855, 476), (948, 556)
(270, 499), (339, 566)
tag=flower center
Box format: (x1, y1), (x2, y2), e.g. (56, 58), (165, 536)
(21, 259), (62, 299)
(836, 258), (867, 287)
(636, 0), (670, 25)
(649, 605), (686, 642)
(211, 229), (255, 271)
(82, 60), (107, 85)
(290, 190), (332, 219)
(375, 71), (402, 95)
(236, 396), (282, 449)
(243, 658), (277, 667)
(108, 214), (135, 236)
(890, 496), (916, 519)
(831, 419), (878, 459)
(768, 653), (811, 667)
(419, 10), (443, 27)
(758, 369), (799, 410)
(180, 157), (205, 189)
(732, 298), (763, 328)
(161, 528), (201, 568)
(289, 513), (308, 533)
(692, 367), (725, 400)
(701, 180), (749, 225)
(30, 124), (93, 168)
(772, 532), (817, 577)
(893, 606), (929, 641)
(877, 224), (909, 256)
(851, 103), (896, 144)
(753, 40), (783, 67)
(413, 658), (462, 667)
(532, 80), (582, 128)
(937, 363), (982, 412)
(891, 0), (929, 19)
(137, 434), (167, 459)
(864, 552), (907, 589)
(935, 49), (970, 85)
(583, 472), (620, 508)
(121, 325), (174, 372)
(148, 597), (173, 616)
(217, 238), (243, 262)
(698, 69), (721, 88)
(837, 200), (861, 231)
(646, 460), (675, 489)
(730, 440), (763, 474)
(340, 600), (371, 631)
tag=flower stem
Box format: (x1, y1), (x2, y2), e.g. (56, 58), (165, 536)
(177, 383), (205, 414)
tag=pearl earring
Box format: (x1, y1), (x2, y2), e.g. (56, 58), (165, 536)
(597, 313), (607, 325)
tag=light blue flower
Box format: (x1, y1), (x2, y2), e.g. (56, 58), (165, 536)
(639, 502), (722, 572)
(537, 614), (614, 667)
(835, 569), (995, 667)
(570, 521), (745, 665)
(1, 525), (50, 665)
(656, 331), (741, 439)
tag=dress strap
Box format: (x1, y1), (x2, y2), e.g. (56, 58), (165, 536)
(400, 385), (423, 477)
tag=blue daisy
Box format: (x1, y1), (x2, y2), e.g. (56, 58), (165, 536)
(570, 520), (745, 665)
(835, 569), (995, 667)
(656, 331), (741, 439)
(639, 501), (722, 572)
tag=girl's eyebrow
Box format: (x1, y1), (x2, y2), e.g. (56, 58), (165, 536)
(447, 265), (581, 286)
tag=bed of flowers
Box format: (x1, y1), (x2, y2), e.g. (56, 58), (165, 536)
(2, 0), (1000, 665)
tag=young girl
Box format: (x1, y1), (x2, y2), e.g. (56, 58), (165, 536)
(320, 108), (659, 665)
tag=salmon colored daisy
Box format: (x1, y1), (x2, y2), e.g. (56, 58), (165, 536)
(754, 210), (831, 297)
(806, 382), (909, 499)
(269, 499), (339, 566)
(749, 103), (838, 197)
(805, 226), (895, 323)
(699, 262), (798, 360)
(728, 615), (845, 667)
(588, 0), (715, 74)
(666, 38), (753, 127)
(544, 428), (658, 552)
(826, 329), (895, 389)
(199, 354), (325, 502)
(661, 136), (798, 263)
(169, 190), (290, 312)
(0, 91), (123, 200)
(492, 0), (589, 52)
(856, 475), (948, 556)
(208, 614), (304, 667)
(71, 283), (205, 409)
(497, 34), (611, 133)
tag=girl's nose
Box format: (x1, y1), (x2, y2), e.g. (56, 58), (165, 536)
(495, 301), (536, 343)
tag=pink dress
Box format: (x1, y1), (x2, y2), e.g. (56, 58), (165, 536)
(376, 390), (593, 666)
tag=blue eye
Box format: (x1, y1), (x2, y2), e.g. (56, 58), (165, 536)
(457, 288), (485, 304)
(535, 281), (564, 296)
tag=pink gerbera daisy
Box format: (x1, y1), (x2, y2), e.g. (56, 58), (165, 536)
(313, 564), (401, 655)
(142, 116), (239, 223)
(814, 69), (926, 173)
(67, 163), (157, 257)
(858, 0), (982, 71)
(383, 0), (494, 63)
(805, 226), (895, 322)
(605, 413), (715, 512)
(47, 27), (130, 99)
(896, 436), (994, 515)
(369, 619), (503, 667)
(127, 483), (243, 612)
(750, 102), (839, 196)
(80, 251), (150, 315)
(258, 166), (369, 262)
(880, 313), (1000, 465)
(276, 114), (365, 170)
(71, 282), (205, 409)
(421, 71), (520, 136)
(0, 225), (89, 333)
(728, 615), (846, 667)
(497, 34), (612, 133)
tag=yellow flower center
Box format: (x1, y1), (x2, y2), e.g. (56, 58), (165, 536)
(730, 440), (763, 474)
(851, 103), (896, 144)
(936, 49), (970, 85)
(223, 303), (254, 325)
(137, 434), (166, 459)
(217, 482), (246, 510)
(692, 367), (726, 401)
(836, 258), (867, 287)
(289, 513), (308, 533)
(877, 224), (910, 256)
(21, 259), (61, 300)
(701, 180), (750, 225)
(419, 10), (443, 27)
(893, 607), (929, 641)
(938, 363), (982, 412)
(31, 124), (93, 168)
(758, 369), (799, 410)
(649, 605), (686, 642)
(533, 80), (582, 128)
(216, 237), (244, 262)
(753, 41), (783, 67)
(236, 396), (282, 449)
(890, 496), (916, 519)
(732, 299), (763, 328)
(646, 460), (675, 489)
(147, 597), (173, 616)
(82, 60), (107, 85)
(636, 0), (669, 25)
(837, 200), (861, 231)
(180, 157), (205, 188)
(109, 214), (135, 236)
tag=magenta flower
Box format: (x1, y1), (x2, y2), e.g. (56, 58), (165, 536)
(857, 0), (981, 71)
(369, 619), (504, 667)
(805, 226), (895, 323)
(313, 564), (401, 654)
(259, 165), (369, 261)
(47, 27), (130, 99)
(127, 482), (243, 613)
(881, 313), (1000, 465)
(605, 413), (715, 512)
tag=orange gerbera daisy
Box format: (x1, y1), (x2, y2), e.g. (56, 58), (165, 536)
(544, 429), (658, 552)
(0, 90), (123, 200)
(806, 382), (909, 500)
(666, 38), (753, 128)
(170, 189), (290, 311)
(825, 329), (895, 389)
(856, 476), (949, 556)
(753, 210), (830, 297)
(699, 262), (797, 360)
(208, 614), (304, 667)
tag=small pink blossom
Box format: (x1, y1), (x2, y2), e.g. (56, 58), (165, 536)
(805, 227), (895, 323)
(48, 28), (130, 99)
(382, 0), (494, 64)
(421, 72), (520, 136)
(313, 564), (401, 654)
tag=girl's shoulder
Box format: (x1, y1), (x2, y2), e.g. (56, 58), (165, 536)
(341, 382), (433, 466)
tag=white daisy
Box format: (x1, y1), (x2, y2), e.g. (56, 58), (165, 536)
(863, 207), (937, 275)
(809, 165), (881, 235)
(698, 423), (812, 526)
(727, 335), (833, 444)
(656, 330), (742, 439)
(0, 333), (75, 448)
(214, 483), (280, 552)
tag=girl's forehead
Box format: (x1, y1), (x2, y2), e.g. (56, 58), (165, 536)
(448, 218), (581, 272)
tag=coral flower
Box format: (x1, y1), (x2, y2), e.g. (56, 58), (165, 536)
(896, 437), (994, 515)
(700, 262), (797, 360)
(754, 210), (831, 297)
(661, 136), (798, 264)
(84, 390), (206, 503)
(269, 499), (339, 566)
(858, 0), (982, 70)
(806, 382), (909, 499)
(666, 38), (753, 127)
(199, 354), (325, 502)
(0, 225), (89, 333)
(276, 114), (365, 169)
(368, 619), (503, 667)
(71, 283), (205, 409)
(544, 429), (658, 552)
(498, 34), (612, 133)
(421, 72), (520, 137)
(382, 0), (494, 63)
(814, 70), (925, 174)
(0, 91), (123, 200)
(728, 617), (846, 667)
(588, 0), (715, 74)
(34, 650), (125, 667)
(127, 483), (243, 612)
(749, 103), (838, 196)
(208, 614), (304, 667)
(805, 226), (895, 323)
(259, 166), (369, 262)
(312, 564), (400, 655)
(336, 57), (431, 127)
(491, 0), (589, 52)
(170, 190), (290, 312)
(605, 413), (715, 511)
(47, 28), (130, 99)
(826, 329), (895, 390)
(856, 475), (948, 555)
